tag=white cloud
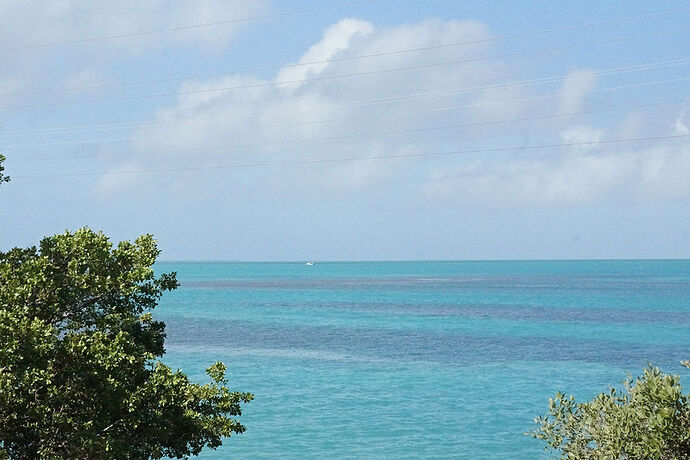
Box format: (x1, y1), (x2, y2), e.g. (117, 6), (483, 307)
(0, 0), (269, 51)
(62, 69), (112, 92)
(276, 18), (375, 86)
(425, 141), (690, 206)
(637, 145), (690, 198)
(96, 161), (142, 195)
(560, 126), (604, 153)
(673, 108), (689, 134)
(130, 18), (522, 191)
(558, 69), (597, 114)
(162, 0), (270, 45)
(118, 17), (689, 205)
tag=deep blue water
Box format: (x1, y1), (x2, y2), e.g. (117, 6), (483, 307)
(154, 260), (690, 459)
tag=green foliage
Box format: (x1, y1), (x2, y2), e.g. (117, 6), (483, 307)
(0, 228), (252, 459)
(531, 366), (690, 459)
(0, 154), (9, 186)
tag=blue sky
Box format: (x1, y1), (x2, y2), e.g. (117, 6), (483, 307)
(1, 0), (689, 260)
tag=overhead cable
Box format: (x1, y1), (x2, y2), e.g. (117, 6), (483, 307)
(0, 0), (376, 52)
(3, 74), (690, 141)
(3, 56), (689, 111)
(12, 133), (690, 179)
(2, 25), (689, 98)
(18, 97), (690, 163)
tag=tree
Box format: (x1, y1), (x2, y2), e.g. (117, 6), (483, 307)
(0, 228), (253, 459)
(0, 154), (9, 186)
(531, 365), (690, 459)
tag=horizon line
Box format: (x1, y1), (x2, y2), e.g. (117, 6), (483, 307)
(156, 257), (690, 263)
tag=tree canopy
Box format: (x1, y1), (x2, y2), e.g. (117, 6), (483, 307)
(532, 365), (690, 459)
(0, 154), (9, 186)
(0, 228), (252, 459)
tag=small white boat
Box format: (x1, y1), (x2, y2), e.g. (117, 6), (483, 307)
(305, 261), (315, 266)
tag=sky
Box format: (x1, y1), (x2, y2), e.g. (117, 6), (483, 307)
(1, 0), (689, 261)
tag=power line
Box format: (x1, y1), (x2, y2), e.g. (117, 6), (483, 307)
(19, 97), (690, 162)
(0, 3), (686, 55)
(7, 88), (690, 151)
(12, 133), (690, 179)
(274, 74), (690, 126)
(4, 73), (690, 142)
(0, 0), (376, 53)
(3, 55), (689, 111)
(3, 24), (689, 99)
(299, 75), (690, 111)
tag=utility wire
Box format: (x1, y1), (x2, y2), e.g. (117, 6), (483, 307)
(20, 97), (690, 162)
(12, 133), (690, 179)
(8, 86), (690, 150)
(0, 0), (376, 52)
(3, 24), (689, 98)
(4, 73), (690, 142)
(0, 3), (685, 54)
(3, 56), (689, 111)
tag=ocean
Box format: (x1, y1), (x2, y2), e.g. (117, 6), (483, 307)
(154, 260), (690, 459)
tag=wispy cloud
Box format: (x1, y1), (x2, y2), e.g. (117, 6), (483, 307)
(673, 108), (689, 134)
(0, 0), (269, 52)
(129, 18), (519, 191)
(425, 139), (690, 206)
(558, 69), (598, 114)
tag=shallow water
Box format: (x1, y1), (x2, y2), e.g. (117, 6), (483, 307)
(155, 260), (690, 459)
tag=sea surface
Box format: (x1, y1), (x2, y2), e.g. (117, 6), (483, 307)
(154, 260), (690, 459)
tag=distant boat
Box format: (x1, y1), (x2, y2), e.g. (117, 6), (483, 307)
(305, 261), (315, 266)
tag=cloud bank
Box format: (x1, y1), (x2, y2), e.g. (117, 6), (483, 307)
(122, 17), (690, 206)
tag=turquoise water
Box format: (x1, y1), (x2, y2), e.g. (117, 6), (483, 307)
(155, 260), (690, 459)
